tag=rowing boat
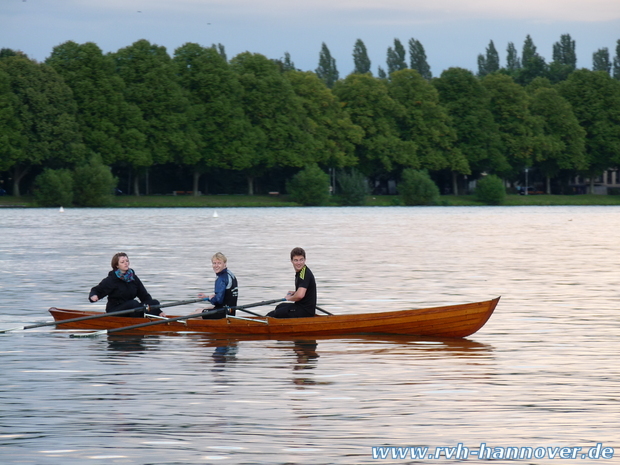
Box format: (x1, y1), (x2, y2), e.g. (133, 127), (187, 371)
(48, 297), (499, 338)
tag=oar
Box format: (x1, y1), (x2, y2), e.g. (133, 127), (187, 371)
(70, 298), (285, 338)
(0, 297), (210, 334)
(316, 306), (333, 315)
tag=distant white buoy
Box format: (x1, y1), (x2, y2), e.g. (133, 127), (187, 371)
(59, 206), (64, 212)
(213, 210), (218, 218)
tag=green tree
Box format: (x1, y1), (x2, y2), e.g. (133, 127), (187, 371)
(526, 78), (587, 192)
(46, 41), (149, 173)
(433, 67), (506, 193)
(408, 38), (432, 80)
(174, 43), (256, 194)
(353, 39), (371, 74)
(33, 168), (74, 207)
(557, 70), (620, 191)
(231, 52), (314, 194)
(477, 41), (500, 78)
(72, 154), (118, 207)
(386, 38), (407, 74)
(549, 34), (577, 83)
(279, 52), (296, 71)
(112, 39), (197, 195)
(505, 42), (521, 75)
(475, 174), (505, 205)
(592, 48), (611, 74)
(481, 73), (541, 178)
(287, 163), (330, 206)
(387, 69), (469, 180)
(612, 40), (620, 80)
(398, 169), (440, 206)
(516, 35), (548, 85)
(211, 43), (227, 61)
(0, 67), (25, 187)
(284, 70), (362, 170)
(337, 168), (368, 206)
(0, 48), (19, 59)
(316, 43), (339, 88)
(0, 55), (85, 196)
(552, 34), (576, 68)
(332, 73), (417, 176)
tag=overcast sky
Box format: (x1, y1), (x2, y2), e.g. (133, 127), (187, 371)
(2, 0), (620, 78)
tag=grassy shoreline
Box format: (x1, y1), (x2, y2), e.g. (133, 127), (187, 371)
(4, 193), (620, 208)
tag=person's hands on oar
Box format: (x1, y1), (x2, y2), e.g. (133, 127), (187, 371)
(0, 297), (210, 334)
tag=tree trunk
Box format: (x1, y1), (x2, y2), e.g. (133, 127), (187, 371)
(451, 171), (458, 196)
(246, 175), (254, 195)
(133, 173), (140, 196)
(589, 177), (594, 194)
(193, 170), (201, 196)
(546, 176), (551, 194)
(11, 165), (30, 197)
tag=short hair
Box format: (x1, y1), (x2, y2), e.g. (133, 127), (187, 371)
(290, 247), (306, 260)
(111, 252), (128, 270)
(212, 252), (228, 263)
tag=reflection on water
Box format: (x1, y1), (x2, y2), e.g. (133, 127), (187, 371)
(106, 334), (151, 352)
(292, 340), (320, 386)
(211, 341), (239, 364)
(1, 206), (619, 464)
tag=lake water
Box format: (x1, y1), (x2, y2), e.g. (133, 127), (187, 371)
(1, 206), (618, 464)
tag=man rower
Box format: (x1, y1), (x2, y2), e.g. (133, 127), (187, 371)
(267, 247), (316, 318)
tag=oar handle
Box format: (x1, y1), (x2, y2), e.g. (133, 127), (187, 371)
(231, 306), (263, 317)
(316, 306), (333, 315)
(151, 297), (210, 311)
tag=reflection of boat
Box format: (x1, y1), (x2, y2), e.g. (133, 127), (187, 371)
(49, 297), (499, 338)
(106, 334), (149, 352)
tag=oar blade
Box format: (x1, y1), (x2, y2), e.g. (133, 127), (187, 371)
(2, 297), (211, 336)
(69, 329), (107, 339)
(0, 326), (26, 334)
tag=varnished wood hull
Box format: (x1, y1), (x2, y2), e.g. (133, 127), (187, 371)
(49, 297), (499, 338)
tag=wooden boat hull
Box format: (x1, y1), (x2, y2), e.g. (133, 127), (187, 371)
(48, 297), (499, 338)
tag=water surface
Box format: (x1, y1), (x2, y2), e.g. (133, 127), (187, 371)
(1, 206), (618, 464)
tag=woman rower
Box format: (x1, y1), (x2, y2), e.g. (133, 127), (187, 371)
(89, 252), (166, 317)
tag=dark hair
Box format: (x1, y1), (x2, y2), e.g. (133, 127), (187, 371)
(290, 247), (306, 260)
(111, 252), (128, 270)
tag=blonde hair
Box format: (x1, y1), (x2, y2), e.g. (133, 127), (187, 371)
(212, 252), (227, 263)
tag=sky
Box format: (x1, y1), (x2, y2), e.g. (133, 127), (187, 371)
(2, 0), (620, 78)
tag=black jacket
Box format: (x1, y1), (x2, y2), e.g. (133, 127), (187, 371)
(89, 270), (154, 312)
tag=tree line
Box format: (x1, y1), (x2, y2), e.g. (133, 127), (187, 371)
(1, 33), (620, 200)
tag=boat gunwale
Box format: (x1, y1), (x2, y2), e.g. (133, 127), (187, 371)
(48, 296), (500, 338)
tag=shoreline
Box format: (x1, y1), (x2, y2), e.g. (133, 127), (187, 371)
(3, 194), (620, 208)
